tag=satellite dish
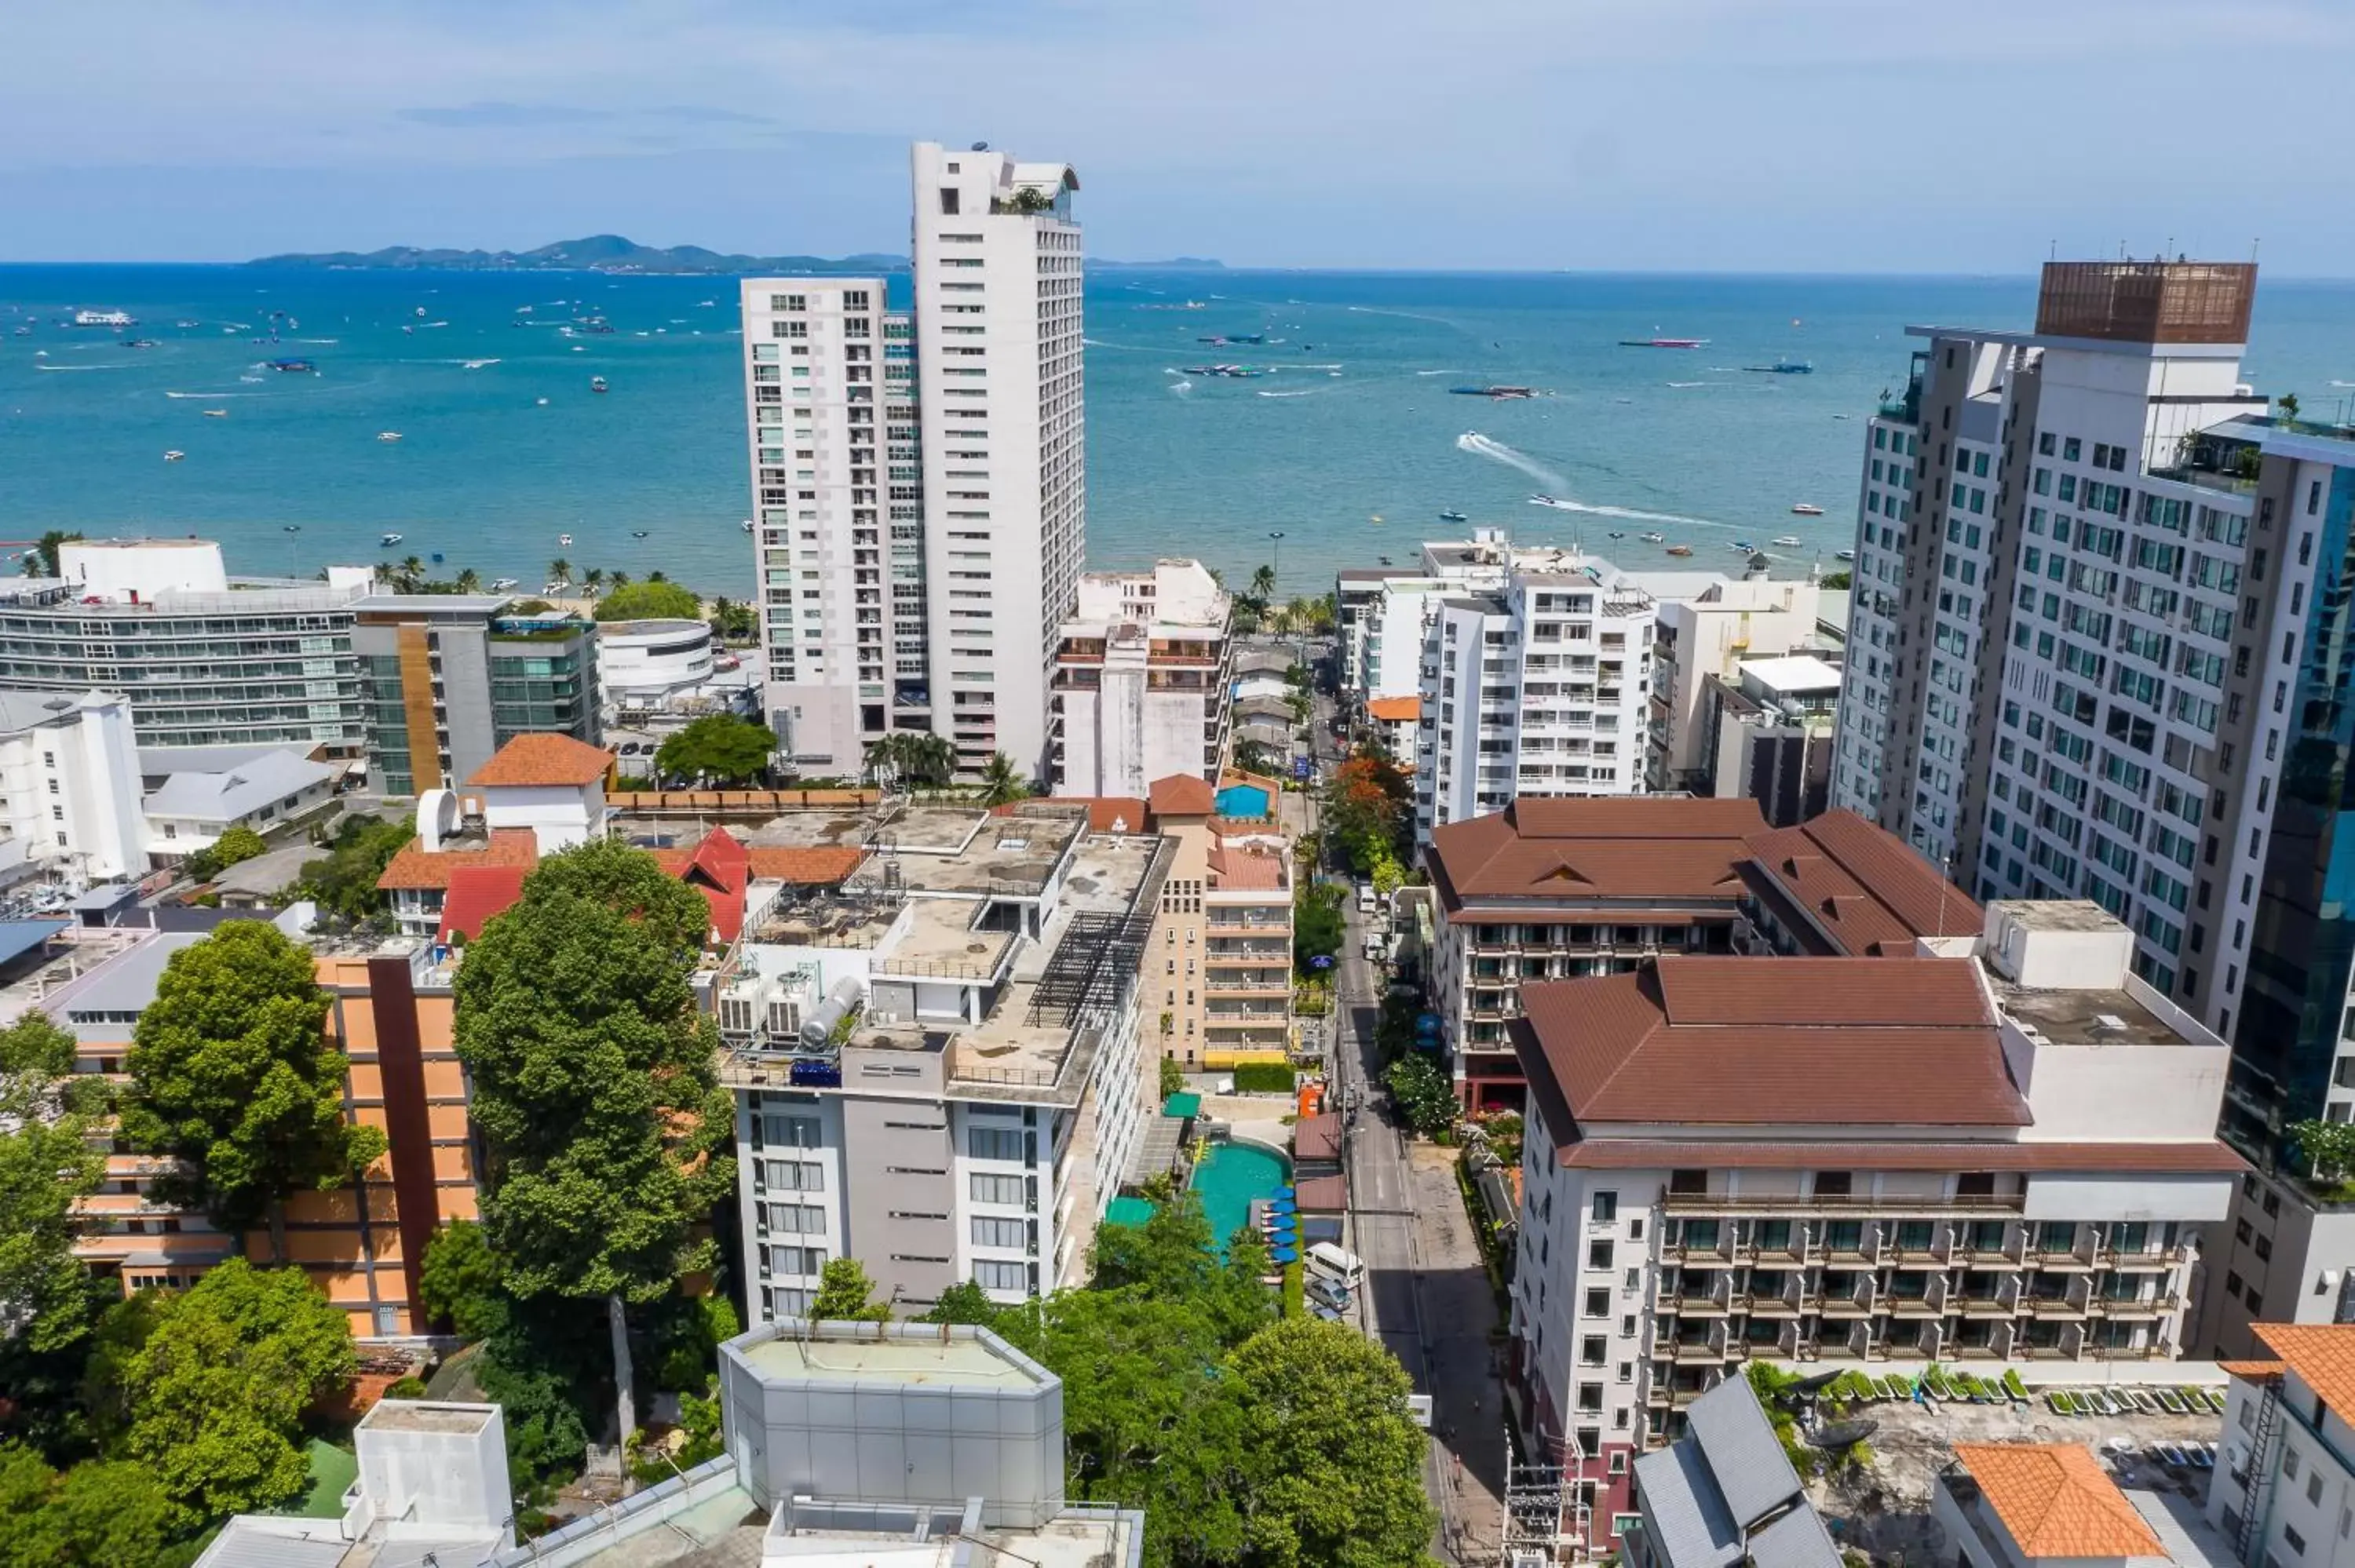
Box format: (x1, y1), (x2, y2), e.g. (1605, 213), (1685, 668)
(1808, 1419), (1879, 1450)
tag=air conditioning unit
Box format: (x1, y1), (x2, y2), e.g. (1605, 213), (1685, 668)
(717, 975), (768, 1045)
(765, 993), (801, 1040)
(1510, 1551), (1552, 1568)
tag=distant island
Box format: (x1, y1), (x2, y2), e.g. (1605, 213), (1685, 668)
(248, 233), (1224, 275)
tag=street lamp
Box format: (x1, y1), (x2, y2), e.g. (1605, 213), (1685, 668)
(281, 524), (301, 578)
(1268, 531), (1285, 597)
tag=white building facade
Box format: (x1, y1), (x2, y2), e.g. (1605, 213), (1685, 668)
(1050, 560), (1232, 798)
(0, 689), (146, 886)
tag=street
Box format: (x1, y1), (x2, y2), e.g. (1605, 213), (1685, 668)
(1298, 654), (1505, 1566)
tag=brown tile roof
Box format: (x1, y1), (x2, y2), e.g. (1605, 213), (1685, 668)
(1292, 1174), (1348, 1213)
(1744, 810), (1981, 954)
(1367, 695), (1420, 722)
(1949, 1444), (2163, 1561)
(1549, 1138), (2246, 1173)
(1512, 957), (2027, 1129)
(1209, 846), (1287, 891)
(1429, 797), (1764, 913)
(743, 847), (866, 885)
(1294, 1113), (1342, 1162)
(2255, 1324), (2355, 1417)
(1148, 774), (1217, 818)
(2218, 1359), (2286, 1381)
(465, 732), (615, 789)
(996, 797), (1150, 834)
(376, 828), (539, 892)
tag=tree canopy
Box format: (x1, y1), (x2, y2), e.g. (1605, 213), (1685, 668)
(655, 713), (774, 786)
(807, 1258), (892, 1323)
(418, 1218), (509, 1339)
(1293, 883), (1345, 977)
(113, 1258), (357, 1525)
(453, 840), (734, 1306)
(0, 1048), (103, 1354)
(210, 826), (268, 869)
(1324, 748), (1412, 883)
(0, 1449), (184, 1568)
(297, 814), (420, 924)
(593, 579), (703, 623)
(864, 731), (957, 789)
(980, 753), (1030, 807)
(121, 921), (384, 1255)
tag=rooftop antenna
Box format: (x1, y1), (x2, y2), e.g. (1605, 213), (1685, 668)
(2048, 239), (2057, 262)
(2251, 237), (2262, 263)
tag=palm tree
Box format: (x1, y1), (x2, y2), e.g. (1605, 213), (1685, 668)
(549, 557), (571, 587)
(583, 567), (607, 596)
(2280, 392), (2302, 425)
(396, 556), (425, 593)
(865, 731), (957, 789)
(25, 530), (81, 579)
(455, 567), (482, 593)
(1249, 564), (1277, 603)
(648, 569), (670, 584)
(609, 569), (631, 589)
(979, 753), (1029, 808)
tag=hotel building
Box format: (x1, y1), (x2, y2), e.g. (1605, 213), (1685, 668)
(742, 141), (1084, 784)
(1049, 560), (1232, 798)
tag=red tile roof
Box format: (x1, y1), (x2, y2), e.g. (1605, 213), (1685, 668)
(1429, 797), (1764, 912)
(743, 846), (866, 884)
(1292, 1174), (1348, 1213)
(377, 828), (540, 892)
(1294, 1113), (1342, 1162)
(1148, 774), (1217, 818)
(1367, 695), (1420, 722)
(1950, 1445), (2164, 1561)
(436, 866), (531, 943)
(1209, 846), (1287, 890)
(1549, 1138), (2245, 1173)
(1512, 957), (2027, 1129)
(1744, 810), (1982, 954)
(465, 732), (615, 789)
(2255, 1324), (2355, 1419)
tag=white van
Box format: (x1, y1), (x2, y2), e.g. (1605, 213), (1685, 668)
(1307, 1241), (1366, 1292)
(1356, 882), (1378, 913)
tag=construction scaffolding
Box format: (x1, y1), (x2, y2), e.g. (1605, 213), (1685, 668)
(1500, 1435), (1572, 1568)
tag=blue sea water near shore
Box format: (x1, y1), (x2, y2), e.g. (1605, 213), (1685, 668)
(5, 264), (2354, 599)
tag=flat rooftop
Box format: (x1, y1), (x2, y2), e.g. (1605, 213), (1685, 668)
(739, 1333), (1042, 1389)
(1741, 654), (1843, 696)
(1989, 899), (2119, 932)
(1992, 979), (2186, 1050)
(358, 1400), (497, 1435)
(844, 809), (1090, 899)
(879, 896), (1018, 980)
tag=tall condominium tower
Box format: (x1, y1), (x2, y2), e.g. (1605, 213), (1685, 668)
(1827, 261), (2355, 1348)
(741, 141), (1083, 782)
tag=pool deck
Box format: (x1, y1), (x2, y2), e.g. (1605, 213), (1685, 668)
(1190, 1140), (1293, 1253)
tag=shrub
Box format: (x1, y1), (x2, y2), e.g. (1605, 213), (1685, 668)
(382, 1376), (429, 1400)
(1231, 1062), (1297, 1093)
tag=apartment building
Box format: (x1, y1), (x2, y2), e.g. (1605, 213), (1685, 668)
(1424, 797), (1980, 1109)
(715, 800), (1167, 1320)
(2209, 1323), (2355, 1566)
(1691, 654), (1843, 827)
(740, 142), (1083, 785)
(1141, 774), (1291, 1067)
(1418, 550), (1658, 837)
(1506, 900), (2240, 1556)
(1648, 576), (1832, 794)
(0, 688), (145, 885)
(1050, 560), (1232, 797)
(352, 595), (599, 796)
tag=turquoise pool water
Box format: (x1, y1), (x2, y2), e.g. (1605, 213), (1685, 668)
(1215, 784), (1271, 819)
(1190, 1140), (1292, 1253)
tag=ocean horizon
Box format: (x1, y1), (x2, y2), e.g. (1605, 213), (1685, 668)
(7, 263), (2353, 601)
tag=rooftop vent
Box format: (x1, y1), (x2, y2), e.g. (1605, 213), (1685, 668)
(2094, 1013), (2130, 1032)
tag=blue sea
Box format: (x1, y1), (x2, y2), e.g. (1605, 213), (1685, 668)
(5, 265), (2354, 600)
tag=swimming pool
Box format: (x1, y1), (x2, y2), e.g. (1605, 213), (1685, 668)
(1189, 1140), (1292, 1253)
(1214, 783), (1271, 819)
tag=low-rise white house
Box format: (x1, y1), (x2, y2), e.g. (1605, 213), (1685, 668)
(144, 747), (338, 858)
(2211, 1324), (2355, 1568)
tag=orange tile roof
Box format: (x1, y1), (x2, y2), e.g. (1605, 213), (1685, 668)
(1209, 846), (1287, 891)
(2219, 1359), (2286, 1381)
(1950, 1444), (2163, 1561)
(743, 846), (866, 884)
(465, 732), (615, 788)
(1429, 797), (1764, 910)
(1148, 774), (1217, 818)
(376, 828), (540, 892)
(1744, 809), (1982, 954)
(2255, 1323), (2355, 1417)
(1367, 695), (1420, 722)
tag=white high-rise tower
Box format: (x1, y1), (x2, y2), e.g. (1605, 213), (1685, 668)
(740, 140), (1083, 782)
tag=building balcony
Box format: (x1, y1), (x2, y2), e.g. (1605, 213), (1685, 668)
(1661, 1192), (2024, 1216)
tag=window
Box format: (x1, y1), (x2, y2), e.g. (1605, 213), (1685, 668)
(968, 1126), (1025, 1161)
(2309, 1471), (2324, 1507)
(764, 1114), (820, 1149)
(2287, 1448), (2303, 1480)
(766, 1160), (823, 1192)
(1588, 1238), (1613, 1269)
(769, 1245), (825, 1275)
(973, 1259), (1031, 1294)
(1581, 1335), (1607, 1365)
(970, 1172), (1026, 1205)
(2285, 1524), (2306, 1557)
(769, 1203), (827, 1235)
(1584, 1288), (1610, 1318)
(1591, 1191), (1618, 1222)
(971, 1216), (1027, 1249)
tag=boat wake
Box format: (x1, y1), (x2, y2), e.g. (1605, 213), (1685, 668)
(1456, 432), (1568, 490)
(1348, 305), (1454, 327)
(165, 390), (259, 398)
(1257, 388), (1316, 399)
(1167, 379), (1192, 396)
(294, 337), (340, 345)
(35, 363), (126, 371)
(1530, 495), (1739, 532)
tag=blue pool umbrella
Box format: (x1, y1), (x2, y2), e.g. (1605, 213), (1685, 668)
(1270, 1245), (1299, 1263)
(1270, 1198), (1297, 1212)
(1279, 1186), (1296, 1198)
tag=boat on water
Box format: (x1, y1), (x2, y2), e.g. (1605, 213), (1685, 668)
(162, 450), (184, 462)
(1449, 385), (1539, 399)
(201, 408), (227, 418)
(379, 533), (403, 546)
(122, 337), (159, 349)
(1771, 534), (1802, 547)
(1608, 531), (1627, 539)
(1619, 337), (1705, 348)
(1639, 531), (1665, 543)
(377, 431), (402, 443)
(1835, 550), (1857, 562)
(535, 397), (550, 407)
(590, 376), (608, 393)
(1743, 360), (1814, 374)
(490, 578), (519, 592)
(1790, 502), (1825, 516)
(741, 519), (754, 533)
(267, 358), (315, 373)
(558, 533), (573, 547)
(75, 308), (135, 327)
(575, 316), (616, 334)
(1731, 540), (1755, 552)
(1439, 509), (1468, 523)
(631, 530), (650, 538)
(1178, 363), (1263, 377)
(1665, 545), (1694, 556)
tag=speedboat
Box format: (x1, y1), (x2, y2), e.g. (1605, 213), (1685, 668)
(1608, 531), (1626, 539)
(202, 408), (227, 418)
(590, 376), (608, 392)
(379, 532), (403, 546)
(162, 449), (185, 462)
(535, 396), (550, 406)
(1791, 502), (1825, 516)
(1835, 549), (1856, 561)
(1771, 534), (1802, 547)
(378, 431), (402, 443)
(1731, 540), (1754, 552)
(1619, 337), (1704, 348)
(631, 530), (650, 538)
(1665, 545), (1694, 556)
(489, 577), (518, 592)
(557, 532), (573, 547)
(1639, 531), (1664, 543)
(1439, 509), (1467, 523)
(741, 519), (754, 532)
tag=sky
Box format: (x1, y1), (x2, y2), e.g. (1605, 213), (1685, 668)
(9, 0), (2355, 273)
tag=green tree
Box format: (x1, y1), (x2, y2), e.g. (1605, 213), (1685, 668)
(0, 1054), (103, 1353)
(116, 1258), (356, 1524)
(1154, 1318), (1434, 1568)
(654, 713), (774, 786)
(2291, 1118), (2355, 1187)
(0, 1449), (185, 1568)
(453, 839), (735, 1452)
(980, 753), (1030, 807)
(418, 1220), (509, 1339)
(707, 597), (758, 644)
(807, 1258), (892, 1322)
(121, 921), (385, 1261)
(23, 530), (82, 580)
(1293, 883), (1345, 976)
(454, 567), (483, 594)
(210, 826), (267, 870)
(295, 815), (414, 924)
(918, 1280), (1002, 1327)
(592, 579), (700, 622)
(1385, 1052), (1456, 1138)
(2280, 392), (2302, 425)
(1013, 1289), (1226, 1504)
(549, 557), (571, 587)
(865, 731), (957, 789)
(1159, 1056), (1185, 1100)
(581, 567), (607, 596)
(1249, 564), (1277, 603)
